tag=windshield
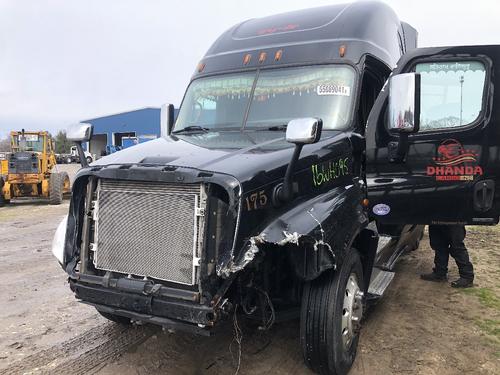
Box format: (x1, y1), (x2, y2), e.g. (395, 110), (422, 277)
(12, 134), (44, 152)
(174, 65), (356, 133)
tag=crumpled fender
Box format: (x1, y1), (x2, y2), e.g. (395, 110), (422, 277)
(218, 182), (368, 280)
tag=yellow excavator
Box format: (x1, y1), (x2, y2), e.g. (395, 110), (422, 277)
(0, 130), (70, 206)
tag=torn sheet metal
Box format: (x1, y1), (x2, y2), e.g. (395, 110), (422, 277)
(217, 182), (367, 278)
(217, 235), (265, 277)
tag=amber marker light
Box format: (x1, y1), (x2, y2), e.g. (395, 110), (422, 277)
(274, 49), (283, 61)
(259, 51), (267, 63)
(339, 44), (346, 58)
(362, 198), (369, 207)
(197, 62), (205, 73)
(243, 53), (252, 65)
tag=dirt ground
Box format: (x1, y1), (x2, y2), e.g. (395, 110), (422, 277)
(1, 164), (499, 374)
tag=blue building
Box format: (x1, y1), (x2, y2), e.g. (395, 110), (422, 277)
(82, 107), (178, 158)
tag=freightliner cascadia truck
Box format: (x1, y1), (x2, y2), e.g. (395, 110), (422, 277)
(53, 2), (500, 374)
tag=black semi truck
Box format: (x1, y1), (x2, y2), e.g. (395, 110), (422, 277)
(53, 2), (500, 374)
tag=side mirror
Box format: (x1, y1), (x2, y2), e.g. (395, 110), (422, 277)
(67, 123), (93, 167)
(276, 117), (323, 204)
(286, 117), (323, 144)
(387, 73), (421, 162)
(160, 103), (175, 137)
(388, 73), (420, 133)
(67, 123), (93, 142)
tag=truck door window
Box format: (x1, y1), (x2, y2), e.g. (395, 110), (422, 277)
(416, 61), (486, 131)
(246, 65), (356, 130)
(358, 69), (384, 133)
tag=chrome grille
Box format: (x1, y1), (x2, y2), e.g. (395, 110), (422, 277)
(93, 179), (206, 285)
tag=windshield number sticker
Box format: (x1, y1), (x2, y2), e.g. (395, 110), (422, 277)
(245, 190), (268, 211)
(316, 84), (351, 96)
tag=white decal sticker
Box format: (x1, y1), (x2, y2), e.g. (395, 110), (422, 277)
(373, 203), (391, 216)
(316, 84), (351, 96)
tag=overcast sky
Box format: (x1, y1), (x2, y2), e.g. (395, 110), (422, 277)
(0, 0), (498, 139)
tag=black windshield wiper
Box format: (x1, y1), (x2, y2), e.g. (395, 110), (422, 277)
(266, 124), (288, 131)
(172, 125), (210, 134)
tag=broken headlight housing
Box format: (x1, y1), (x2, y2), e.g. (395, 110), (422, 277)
(52, 215), (68, 265)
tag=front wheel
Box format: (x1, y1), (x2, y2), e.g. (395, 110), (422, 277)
(300, 248), (364, 375)
(49, 173), (64, 205)
(0, 179), (8, 207)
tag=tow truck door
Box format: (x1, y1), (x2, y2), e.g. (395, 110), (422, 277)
(366, 45), (500, 225)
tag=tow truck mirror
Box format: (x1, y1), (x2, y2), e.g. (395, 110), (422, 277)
(286, 118), (323, 145)
(67, 123), (93, 142)
(161, 103), (175, 137)
(388, 73), (421, 133)
(67, 123), (93, 168)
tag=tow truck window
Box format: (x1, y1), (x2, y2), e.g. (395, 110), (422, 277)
(416, 61), (486, 131)
(246, 65), (356, 130)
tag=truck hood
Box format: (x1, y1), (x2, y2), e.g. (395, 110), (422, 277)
(93, 131), (339, 188)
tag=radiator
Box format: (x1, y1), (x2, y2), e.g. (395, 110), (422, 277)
(92, 179), (206, 285)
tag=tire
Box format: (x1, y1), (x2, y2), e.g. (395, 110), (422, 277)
(96, 309), (132, 325)
(300, 248), (364, 375)
(49, 173), (64, 205)
(0, 179), (7, 207)
(0, 195), (8, 207)
(86, 156), (93, 164)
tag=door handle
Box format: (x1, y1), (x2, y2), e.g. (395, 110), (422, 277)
(473, 179), (495, 212)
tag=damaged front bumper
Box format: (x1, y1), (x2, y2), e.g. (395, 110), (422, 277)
(70, 274), (222, 336)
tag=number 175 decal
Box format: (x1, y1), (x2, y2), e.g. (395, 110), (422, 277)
(244, 190), (268, 211)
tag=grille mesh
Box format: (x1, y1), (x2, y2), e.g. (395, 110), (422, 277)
(94, 179), (203, 285)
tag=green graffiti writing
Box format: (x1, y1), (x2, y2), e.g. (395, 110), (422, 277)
(311, 157), (349, 187)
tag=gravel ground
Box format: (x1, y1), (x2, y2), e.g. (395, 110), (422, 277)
(0, 163), (498, 374)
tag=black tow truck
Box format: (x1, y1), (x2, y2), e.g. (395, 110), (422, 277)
(54, 2), (500, 374)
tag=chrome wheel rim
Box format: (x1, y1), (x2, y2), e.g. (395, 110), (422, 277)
(341, 273), (363, 350)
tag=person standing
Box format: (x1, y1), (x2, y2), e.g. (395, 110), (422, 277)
(420, 225), (474, 288)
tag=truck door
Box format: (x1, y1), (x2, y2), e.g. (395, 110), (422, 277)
(366, 45), (500, 225)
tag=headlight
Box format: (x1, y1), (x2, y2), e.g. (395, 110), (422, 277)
(52, 215), (68, 265)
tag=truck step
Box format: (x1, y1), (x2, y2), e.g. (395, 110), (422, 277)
(367, 268), (395, 297)
(376, 235), (393, 254)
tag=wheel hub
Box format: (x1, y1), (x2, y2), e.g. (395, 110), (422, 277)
(341, 273), (364, 349)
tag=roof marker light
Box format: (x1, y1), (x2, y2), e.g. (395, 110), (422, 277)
(259, 51), (267, 64)
(197, 61), (205, 73)
(274, 49), (283, 61)
(339, 45), (346, 58)
(243, 53), (252, 65)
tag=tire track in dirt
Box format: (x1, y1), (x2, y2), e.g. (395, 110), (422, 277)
(3, 323), (154, 375)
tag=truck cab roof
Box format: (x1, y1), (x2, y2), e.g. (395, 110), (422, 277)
(195, 1), (417, 77)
